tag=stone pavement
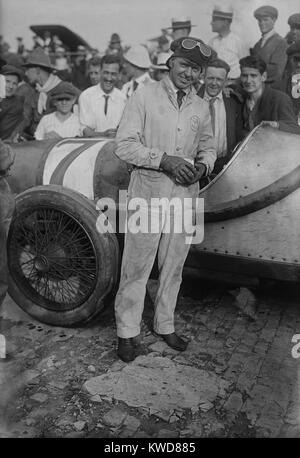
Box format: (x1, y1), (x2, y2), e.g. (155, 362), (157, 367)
(0, 278), (300, 438)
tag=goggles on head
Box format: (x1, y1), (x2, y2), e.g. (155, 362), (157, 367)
(181, 38), (212, 58)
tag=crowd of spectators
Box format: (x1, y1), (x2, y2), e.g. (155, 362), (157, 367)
(0, 6), (299, 146)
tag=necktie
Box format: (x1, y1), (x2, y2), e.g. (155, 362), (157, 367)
(103, 94), (109, 115)
(209, 97), (217, 135)
(133, 80), (139, 91)
(176, 89), (186, 108)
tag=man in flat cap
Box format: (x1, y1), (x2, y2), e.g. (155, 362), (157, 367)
(287, 14), (300, 44)
(209, 6), (246, 81)
(35, 82), (81, 140)
(251, 5), (287, 86)
(113, 37), (216, 362)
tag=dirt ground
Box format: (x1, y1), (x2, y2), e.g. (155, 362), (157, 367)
(1, 277), (300, 438)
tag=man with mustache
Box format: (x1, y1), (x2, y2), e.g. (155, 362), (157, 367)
(79, 54), (126, 138)
(114, 38), (217, 362)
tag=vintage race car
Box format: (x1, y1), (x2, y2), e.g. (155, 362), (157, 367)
(6, 125), (300, 326)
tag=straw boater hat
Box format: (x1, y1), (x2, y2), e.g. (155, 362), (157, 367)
(22, 47), (56, 72)
(123, 44), (152, 69)
(212, 6), (234, 20)
(166, 17), (196, 30)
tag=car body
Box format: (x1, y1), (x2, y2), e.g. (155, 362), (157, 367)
(6, 125), (300, 325)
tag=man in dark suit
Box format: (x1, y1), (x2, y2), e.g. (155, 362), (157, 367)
(239, 55), (300, 135)
(198, 58), (243, 174)
(251, 5), (287, 86)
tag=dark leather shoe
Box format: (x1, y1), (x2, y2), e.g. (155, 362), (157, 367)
(158, 332), (188, 351)
(117, 338), (135, 362)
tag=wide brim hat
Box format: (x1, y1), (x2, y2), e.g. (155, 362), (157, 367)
(51, 82), (80, 100)
(167, 37), (216, 68)
(123, 44), (152, 69)
(254, 6), (278, 20)
(166, 17), (196, 30)
(288, 13), (300, 27)
(22, 46), (56, 71)
(1, 64), (24, 81)
(152, 51), (173, 70)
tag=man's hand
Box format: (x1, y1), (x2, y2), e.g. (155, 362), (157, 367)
(102, 128), (117, 138)
(183, 162), (207, 185)
(160, 154), (198, 185)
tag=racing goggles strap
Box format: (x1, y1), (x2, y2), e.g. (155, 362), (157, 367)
(181, 38), (212, 58)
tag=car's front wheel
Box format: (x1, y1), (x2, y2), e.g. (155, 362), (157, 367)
(7, 185), (119, 327)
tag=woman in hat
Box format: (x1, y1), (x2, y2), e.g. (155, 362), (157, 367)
(35, 81), (81, 140)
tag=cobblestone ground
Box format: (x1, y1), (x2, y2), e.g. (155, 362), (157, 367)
(0, 278), (300, 438)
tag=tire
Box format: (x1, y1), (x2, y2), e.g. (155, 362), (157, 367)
(7, 185), (119, 327)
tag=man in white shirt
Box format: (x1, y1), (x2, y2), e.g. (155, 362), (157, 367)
(209, 7), (246, 81)
(121, 45), (153, 99)
(79, 54), (126, 138)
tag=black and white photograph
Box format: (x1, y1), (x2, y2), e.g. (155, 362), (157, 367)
(1, 0), (300, 442)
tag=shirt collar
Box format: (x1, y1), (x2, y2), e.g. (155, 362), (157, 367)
(261, 29), (276, 41)
(164, 75), (194, 97)
(203, 90), (223, 101)
(97, 84), (117, 100)
(134, 72), (150, 85)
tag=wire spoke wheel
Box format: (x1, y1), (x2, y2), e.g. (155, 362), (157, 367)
(9, 206), (98, 312)
(7, 185), (119, 326)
